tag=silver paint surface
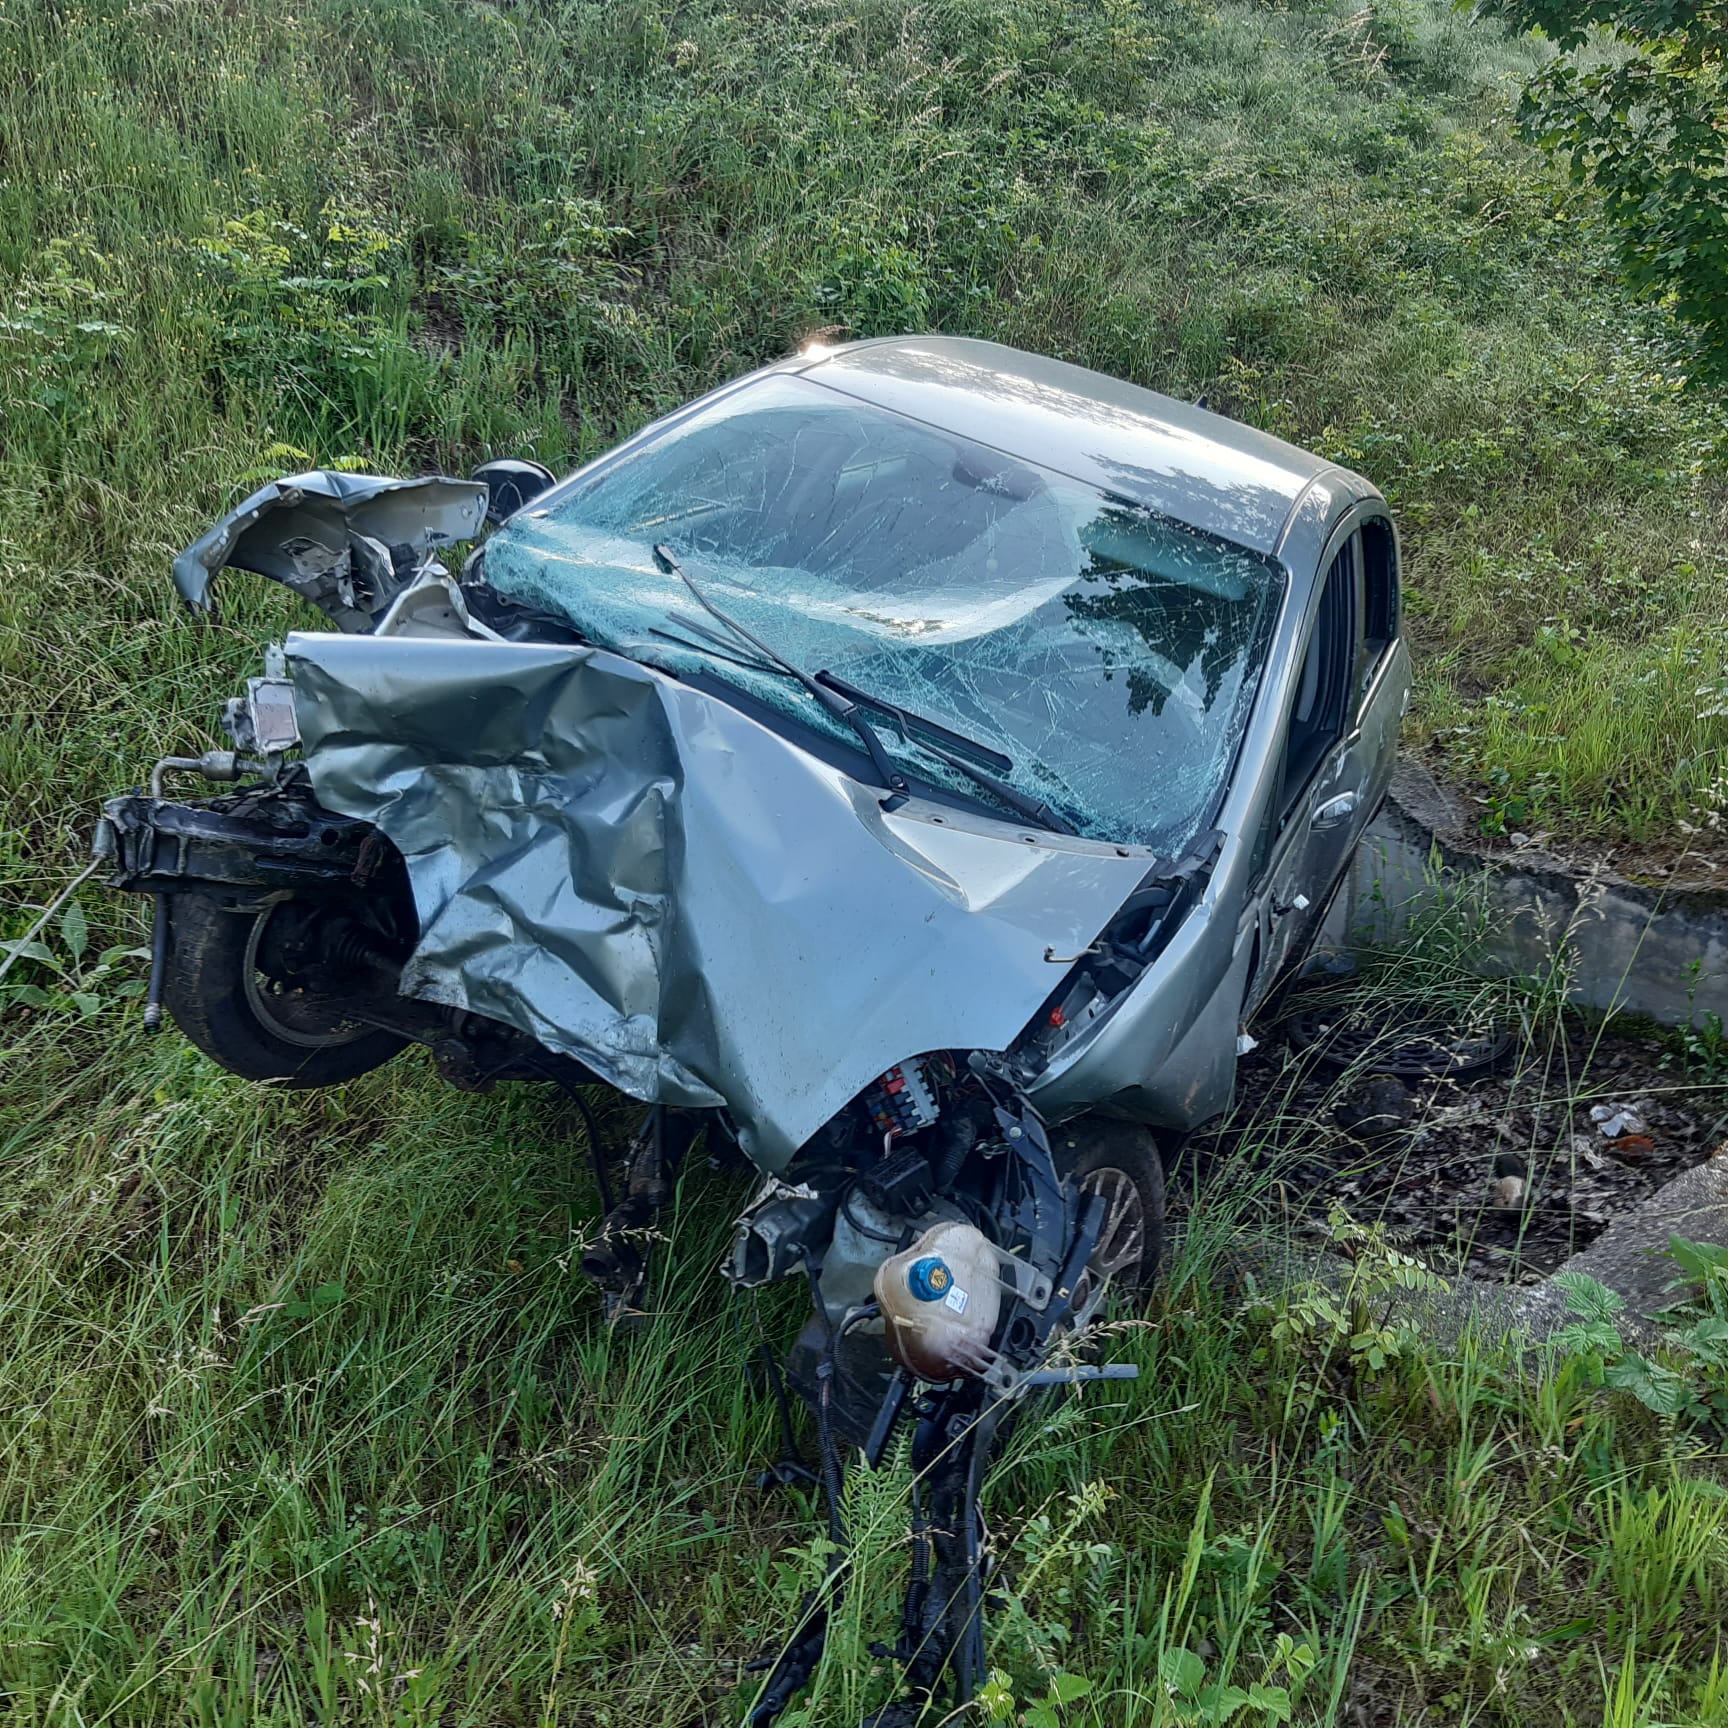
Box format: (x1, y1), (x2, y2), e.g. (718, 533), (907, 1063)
(168, 339), (1406, 1164)
(795, 337), (1333, 555)
(286, 631), (1152, 1170)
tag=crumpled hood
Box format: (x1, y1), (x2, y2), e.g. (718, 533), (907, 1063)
(286, 632), (1152, 1170)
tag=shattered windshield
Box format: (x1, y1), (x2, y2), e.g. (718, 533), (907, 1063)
(482, 375), (1283, 852)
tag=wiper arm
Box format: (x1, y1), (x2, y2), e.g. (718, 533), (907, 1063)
(908, 736), (1077, 834)
(649, 620), (777, 676)
(814, 671), (1012, 774)
(651, 544), (910, 801)
(651, 548), (1075, 835)
(815, 672), (1074, 834)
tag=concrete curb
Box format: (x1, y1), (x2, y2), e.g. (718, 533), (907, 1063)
(1323, 759), (1728, 1029)
(1508, 1151), (1728, 1337)
(1234, 1154), (1728, 1351)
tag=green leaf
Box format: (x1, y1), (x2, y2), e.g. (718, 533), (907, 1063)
(60, 898), (88, 961)
(1605, 1353), (1688, 1415)
(1195, 1680), (1249, 1721)
(1553, 1319), (1622, 1357)
(1047, 1674), (1093, 1704)
(979, 1673), (1017, 1724)
(97, 944), (151, 966)
(0, 938), (61, 974)
(1245, 1682), (1293, 1721)
(1553, 1270), (1625, 1322)
(70, 991), (101, 1019)
(1161, 1647), (1206, 1700)
(311, 1282), (346, 1307)
(1669, 1235), (1728, 1281)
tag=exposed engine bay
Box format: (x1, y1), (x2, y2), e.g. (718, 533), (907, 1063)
(566, 1057), (1149, 1723)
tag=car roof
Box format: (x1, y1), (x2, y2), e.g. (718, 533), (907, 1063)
(787, 335), (1361, 557)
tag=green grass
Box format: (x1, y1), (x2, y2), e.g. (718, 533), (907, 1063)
(6, 0), (1728, 1720)
(6, 994), (1728, 1724)
(0, 0), (1724, 876)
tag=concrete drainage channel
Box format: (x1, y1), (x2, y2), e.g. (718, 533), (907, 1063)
(1302, 759), (1728, 1333)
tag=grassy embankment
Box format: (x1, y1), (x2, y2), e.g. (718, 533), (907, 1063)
(3, 0), (1728, 1722)
(1, 0), (1726, 867)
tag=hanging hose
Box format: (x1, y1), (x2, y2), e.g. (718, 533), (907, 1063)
(143, 895), (170, 1032)
(804, 1262), (847, 1554)
(531, 1058), (615, 1217)
(565, 1084), (616, 1219)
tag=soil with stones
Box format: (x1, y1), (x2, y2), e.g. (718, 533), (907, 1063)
(1185, 1014), (1728, 1283)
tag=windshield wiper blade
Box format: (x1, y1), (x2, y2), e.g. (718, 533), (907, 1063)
(910, 737), (1076, 834)
(815, 672), (1074, 832)
(651, 544), (910, 801)
(651, 547), (1075, 836)
(658, 627), (1011, 775)
(813, 671), (1013, 775)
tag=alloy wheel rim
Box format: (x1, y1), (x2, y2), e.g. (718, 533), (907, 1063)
(1077, 1165), (1146, 1280)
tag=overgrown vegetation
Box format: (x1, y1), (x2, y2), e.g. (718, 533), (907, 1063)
(5, 0), (1728, 1721)
(1499, 0), (1728, 388)
(1558, 1235), (1728, 1430)
(0, 0), (1725, 877)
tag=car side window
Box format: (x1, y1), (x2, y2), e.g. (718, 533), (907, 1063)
(1358, 517), (1399, 702)
(1279, 537), (1358, 824)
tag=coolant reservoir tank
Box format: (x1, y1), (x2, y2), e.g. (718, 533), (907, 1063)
(874, 1221), (1002, 1381)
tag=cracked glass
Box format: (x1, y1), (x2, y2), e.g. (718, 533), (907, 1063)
(481, 375), (1283, 853)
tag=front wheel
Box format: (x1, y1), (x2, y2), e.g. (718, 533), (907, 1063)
(1057, 1119), (1166, 1293)
(162, 893), (408, 1086)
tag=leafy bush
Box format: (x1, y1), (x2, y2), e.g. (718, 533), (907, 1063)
(1499, 0), (1728, 385)
(1555, 1234), (1728, 1428)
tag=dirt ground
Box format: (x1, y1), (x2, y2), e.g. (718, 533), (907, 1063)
(1189, 1016), (1728, 1283)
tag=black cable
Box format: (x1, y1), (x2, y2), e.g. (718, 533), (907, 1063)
(573, 1091), (616, 1218)
(840, 1185), (900, 1245)
(932, 1110), (980, 1188)
(803, 1263), (847, 1554)
(532, 1059), (615, 1217)
(750, 1291), (804, 1470)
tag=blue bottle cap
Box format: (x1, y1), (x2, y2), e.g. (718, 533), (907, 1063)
(907, 1256), (952, 1302)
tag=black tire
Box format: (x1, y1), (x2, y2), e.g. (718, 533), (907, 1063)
(163, 893), (407, 1087)
(1054, 1119), (1166, 1292)
(1283, 999), (1513, 1079)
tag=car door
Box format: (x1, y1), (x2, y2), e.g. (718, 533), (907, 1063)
(1249, 527), (1375, 1007)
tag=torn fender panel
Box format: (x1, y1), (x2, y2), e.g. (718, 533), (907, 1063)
(285, 633), (1152, 1170)
(173, 472), (489, 630)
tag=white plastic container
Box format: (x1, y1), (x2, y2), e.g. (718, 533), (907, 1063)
(874, 1221), (1002, 1380)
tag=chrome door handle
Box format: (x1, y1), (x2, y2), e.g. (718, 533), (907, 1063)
(1311, 790), (1360, 831)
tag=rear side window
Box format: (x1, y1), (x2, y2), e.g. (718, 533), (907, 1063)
(1280, 539), (1357, 821)
(1359, 517), (1399, 698)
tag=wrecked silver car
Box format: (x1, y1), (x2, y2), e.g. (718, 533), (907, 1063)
(96, 336), (1408, 1719)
